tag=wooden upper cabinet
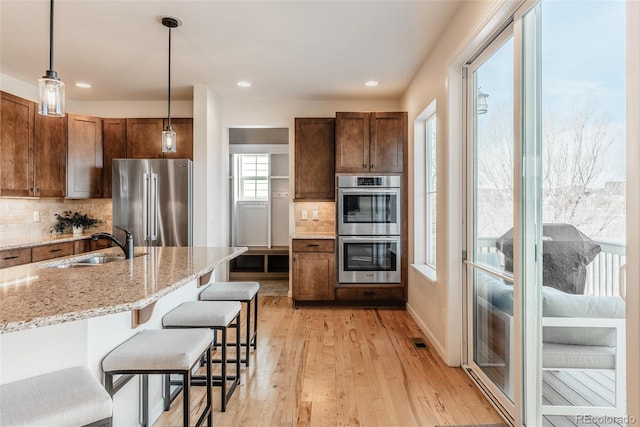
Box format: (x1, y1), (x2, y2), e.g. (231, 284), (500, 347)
(163, 118), (193, 160)
(294, 118), (335, 200)
(0, 91), (35, 196)
(335, 111), (406, 173)
(370, 112), (406, 173)
(102, 118), (127, 198)
(67, 114), (103, 198)
(35, 114), (67, 198)
(335, 112), (369, 173)
(126, 118), (193, 160)
(126, 118), (164, 159)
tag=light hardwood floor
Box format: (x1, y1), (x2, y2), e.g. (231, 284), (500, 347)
(154, 296), (503, 427)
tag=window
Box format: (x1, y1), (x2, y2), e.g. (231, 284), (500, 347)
(413, 101), (437, 278)
(425, 114), (437, 269)
(238, 154), (269, 201)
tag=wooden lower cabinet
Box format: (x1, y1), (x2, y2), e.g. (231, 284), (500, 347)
(31, 242), (74, 262)
(0, 248), (32, 269)
(335, 285), (404, 303)
(292, 239), (335, 304)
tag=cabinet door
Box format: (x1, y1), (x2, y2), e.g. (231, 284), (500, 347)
(35, 114), (67, 198)
(163, 118), (193, 160)
(0, 91), (35, 197)
(67, 114), (103, 198)
(126, 118), (163, 159)
(292, 252), (335, 301)
(31, 242), (74, 262)
(294, 118), (335, 200)
(102, 118), (127, 198)
(335, 112), (370, 173)
(369, 112), (406, 173)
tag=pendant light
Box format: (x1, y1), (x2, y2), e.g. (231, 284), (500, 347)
(38, 0), (65, 117)
(161, 17), (180, 153)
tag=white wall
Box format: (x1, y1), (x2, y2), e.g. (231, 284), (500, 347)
(626, 0), (640, 421)
(402, 0), (505, 366)
(0, 72), (194, 117)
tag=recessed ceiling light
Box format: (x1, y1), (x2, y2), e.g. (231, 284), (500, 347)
(75, 82), (91, 88)
(237, 81), (251, 87)
(365, 80), (379, 87)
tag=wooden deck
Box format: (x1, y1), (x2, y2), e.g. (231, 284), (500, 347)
(543, 370), (621, 427)
(154, 296), (503, 426)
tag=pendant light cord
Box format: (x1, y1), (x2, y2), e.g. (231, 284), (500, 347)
(167, 26), (172, 129)
(49, 0), (54, 72)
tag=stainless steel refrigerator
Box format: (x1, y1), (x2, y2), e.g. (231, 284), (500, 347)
(112, 159), (192, 246)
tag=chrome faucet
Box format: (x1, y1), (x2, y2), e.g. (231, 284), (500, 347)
(91, 226), (134, 259)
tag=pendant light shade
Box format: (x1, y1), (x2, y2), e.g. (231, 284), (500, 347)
(162, 128), (176, 153)
(161, 17), (180, 153)
(38, 0), (65, 117)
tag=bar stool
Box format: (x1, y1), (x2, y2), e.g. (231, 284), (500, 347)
(162, 300), (241, 412)
(102, 329), (213, 427)
(199, 281), (260, 366)
(0, 366), (112, 427)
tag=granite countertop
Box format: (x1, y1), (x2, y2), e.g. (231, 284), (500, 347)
(290, 233), (335, 240)
(0, 230), (109, 251)
(0, 246), (247, 333)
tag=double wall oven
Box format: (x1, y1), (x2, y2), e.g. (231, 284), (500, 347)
(337, 176), (401, 284)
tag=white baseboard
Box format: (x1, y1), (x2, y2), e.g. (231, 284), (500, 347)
(406, 302), (453, 366)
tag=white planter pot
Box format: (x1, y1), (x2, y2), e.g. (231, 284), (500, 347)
(72, 226), (83, 235)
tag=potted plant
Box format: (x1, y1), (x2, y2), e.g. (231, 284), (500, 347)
(51, 211), (101, 235)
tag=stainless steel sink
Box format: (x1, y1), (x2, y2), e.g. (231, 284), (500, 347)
(74, 256), (124, 264)
(50, 263), (99, 269)
(38, 252), (147, 269)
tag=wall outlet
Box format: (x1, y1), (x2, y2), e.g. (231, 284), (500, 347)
(33, 211), (40, 223)
(301, 210), (308, 221)
(312, 210), (319, 221)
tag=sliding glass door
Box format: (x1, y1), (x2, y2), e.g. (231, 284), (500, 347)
(465, 1), (627, 424)
(465, 28), (516, 415)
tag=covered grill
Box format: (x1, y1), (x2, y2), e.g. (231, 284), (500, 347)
(495, 223), (601, 294)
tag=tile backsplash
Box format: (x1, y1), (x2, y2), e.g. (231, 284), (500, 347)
(294, 201), (335, 234)
(0, 198), (112, 239)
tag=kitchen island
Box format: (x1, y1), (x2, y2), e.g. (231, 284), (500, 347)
(0, 246), (247, 426)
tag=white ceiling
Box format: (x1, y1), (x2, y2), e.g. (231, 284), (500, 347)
(0, 1), (461, 102)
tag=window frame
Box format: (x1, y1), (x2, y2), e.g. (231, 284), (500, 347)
(412, 100), (437, 280)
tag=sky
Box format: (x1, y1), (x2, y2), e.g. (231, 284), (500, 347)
(476, 0), (627, 183)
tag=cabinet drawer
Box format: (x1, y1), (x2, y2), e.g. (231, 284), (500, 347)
(31, 242), (74, 262)
(335, 286), (404, 302)
(292, 239), (335, 253)
(0, 248), (32, 269)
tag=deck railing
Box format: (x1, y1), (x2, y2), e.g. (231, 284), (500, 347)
(476, 238), (626, 297)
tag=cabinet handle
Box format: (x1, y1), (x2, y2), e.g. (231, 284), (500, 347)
(49, 248), (62, 253)
(3, 256), (19, 260)
(362, 163), (367, 168)
(307, 244), (319, 247)
(370, 164), (374, 168)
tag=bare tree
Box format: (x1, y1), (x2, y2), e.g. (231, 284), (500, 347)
(476, 97), (622, 240)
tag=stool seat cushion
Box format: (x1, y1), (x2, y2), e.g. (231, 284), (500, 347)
(200, 281), (260, 301)
(0, 366), (112, 427)
(163, 301), (241, 328)
(102, 329), (213, 372)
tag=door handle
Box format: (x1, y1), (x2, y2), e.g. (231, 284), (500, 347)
(151, 173), (159, 240)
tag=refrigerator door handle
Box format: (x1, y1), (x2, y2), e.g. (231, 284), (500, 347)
(143, 173), (150, 240)
(151, 173), (159, 240)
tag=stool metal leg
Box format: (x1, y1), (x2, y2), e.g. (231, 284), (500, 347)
(245, 300), (251, 367)
(182, 371), (190, 427)
(142, 374), (149, 427)
(221, 327), (227, 412)
(253, 294), (258, 349)
(206, 347), (213, 426)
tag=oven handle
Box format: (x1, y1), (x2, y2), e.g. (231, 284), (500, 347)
(340, 236), (400, 243)
(338, 188), (399, 195)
